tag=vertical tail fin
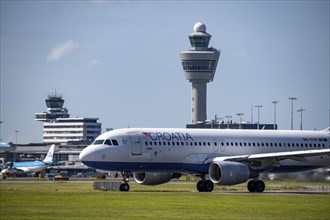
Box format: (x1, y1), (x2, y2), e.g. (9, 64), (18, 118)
(43, 144), (55, 164)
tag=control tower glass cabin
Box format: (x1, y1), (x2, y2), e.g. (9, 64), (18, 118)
(35, 93), (70, 122)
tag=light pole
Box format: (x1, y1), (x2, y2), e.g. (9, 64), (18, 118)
(0, 121), (3, 141)
(297, 108), (306, 130)
(225, 116), (232, 128)
(15, 130), (19, 146)
(255, 105), (263, 130)
(14, 130), (19, 162)
(237, 113), (244, 129)
(272, 101), (279, 130)
(289, 97), (298, 130)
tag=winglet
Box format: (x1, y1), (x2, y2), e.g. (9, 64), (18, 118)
(43, 144), (56, 164)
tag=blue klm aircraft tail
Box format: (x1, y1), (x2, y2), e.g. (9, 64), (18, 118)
(43, 144), (55, 164)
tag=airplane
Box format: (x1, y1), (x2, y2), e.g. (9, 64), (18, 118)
(1, 144), (56, 175)
(79, 128), (330, 192)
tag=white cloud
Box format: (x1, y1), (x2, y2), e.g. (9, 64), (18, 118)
(88, 59), (101, 65)
(47, 40), (79, 62)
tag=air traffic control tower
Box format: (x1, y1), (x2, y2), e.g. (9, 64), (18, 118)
(180, 22), (220, 124)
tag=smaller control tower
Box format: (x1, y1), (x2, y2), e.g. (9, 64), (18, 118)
(35, 92), (70, 122)
(180, 22), (220, 124)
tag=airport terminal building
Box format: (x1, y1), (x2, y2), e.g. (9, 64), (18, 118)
(35, 93), (102, 145)
(43, 118), (101, 144)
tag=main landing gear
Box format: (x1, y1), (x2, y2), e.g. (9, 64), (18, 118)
(119, 171), (130, 192)
(196, 175), (214, 192)
(247, 179), (265, 193)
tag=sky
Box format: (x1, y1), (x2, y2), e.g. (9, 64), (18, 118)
(1, 1), (329, 143)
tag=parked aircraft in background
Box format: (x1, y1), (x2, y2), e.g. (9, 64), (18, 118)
(1, 144), (55, 175)
(79, 128), (330, 192)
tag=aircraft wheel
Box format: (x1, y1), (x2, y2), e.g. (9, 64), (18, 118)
(247, 180), (256, 192)
(204, 180), (214, 192)
(120, 183), (130, 192)
(255, 180), (265, 193)
(197, 180), (205, 192)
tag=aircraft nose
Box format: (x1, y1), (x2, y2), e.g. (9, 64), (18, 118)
(79, 146), (92, 163)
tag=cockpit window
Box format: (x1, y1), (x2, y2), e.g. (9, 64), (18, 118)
(112, 139), (119, 146)
(93, 139), (104, 145)
(104, 139), (112, 145)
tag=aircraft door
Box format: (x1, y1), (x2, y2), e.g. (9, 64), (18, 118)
(129, 133), (142, 155)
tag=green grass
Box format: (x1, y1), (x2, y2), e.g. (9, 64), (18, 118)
(0, 181), (329, 220)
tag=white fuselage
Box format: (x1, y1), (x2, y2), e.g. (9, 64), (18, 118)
(79, 128), (330, 174)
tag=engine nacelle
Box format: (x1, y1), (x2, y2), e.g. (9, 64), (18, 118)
(208, 161), (250, 185)
(133, 172), (174, 185)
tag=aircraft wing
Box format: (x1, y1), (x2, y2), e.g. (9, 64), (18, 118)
(212, 149), (330, 162)
(210, 149), (330, 172)
(247, 149), (330, 160)
(224, 149), (329, 162)
(14, 167), (30, 172)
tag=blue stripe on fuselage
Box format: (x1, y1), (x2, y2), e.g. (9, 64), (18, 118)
(82, 161), (210, 173)
(13, 161), (45, 168)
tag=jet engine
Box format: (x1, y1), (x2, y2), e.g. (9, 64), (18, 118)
(133, 172), (180, 185)
(208, 161), (250, 185)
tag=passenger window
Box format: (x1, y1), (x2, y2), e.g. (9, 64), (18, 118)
(111, 139), (119, 146)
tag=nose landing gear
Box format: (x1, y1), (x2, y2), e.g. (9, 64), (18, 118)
(119, 171), (130, 192)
